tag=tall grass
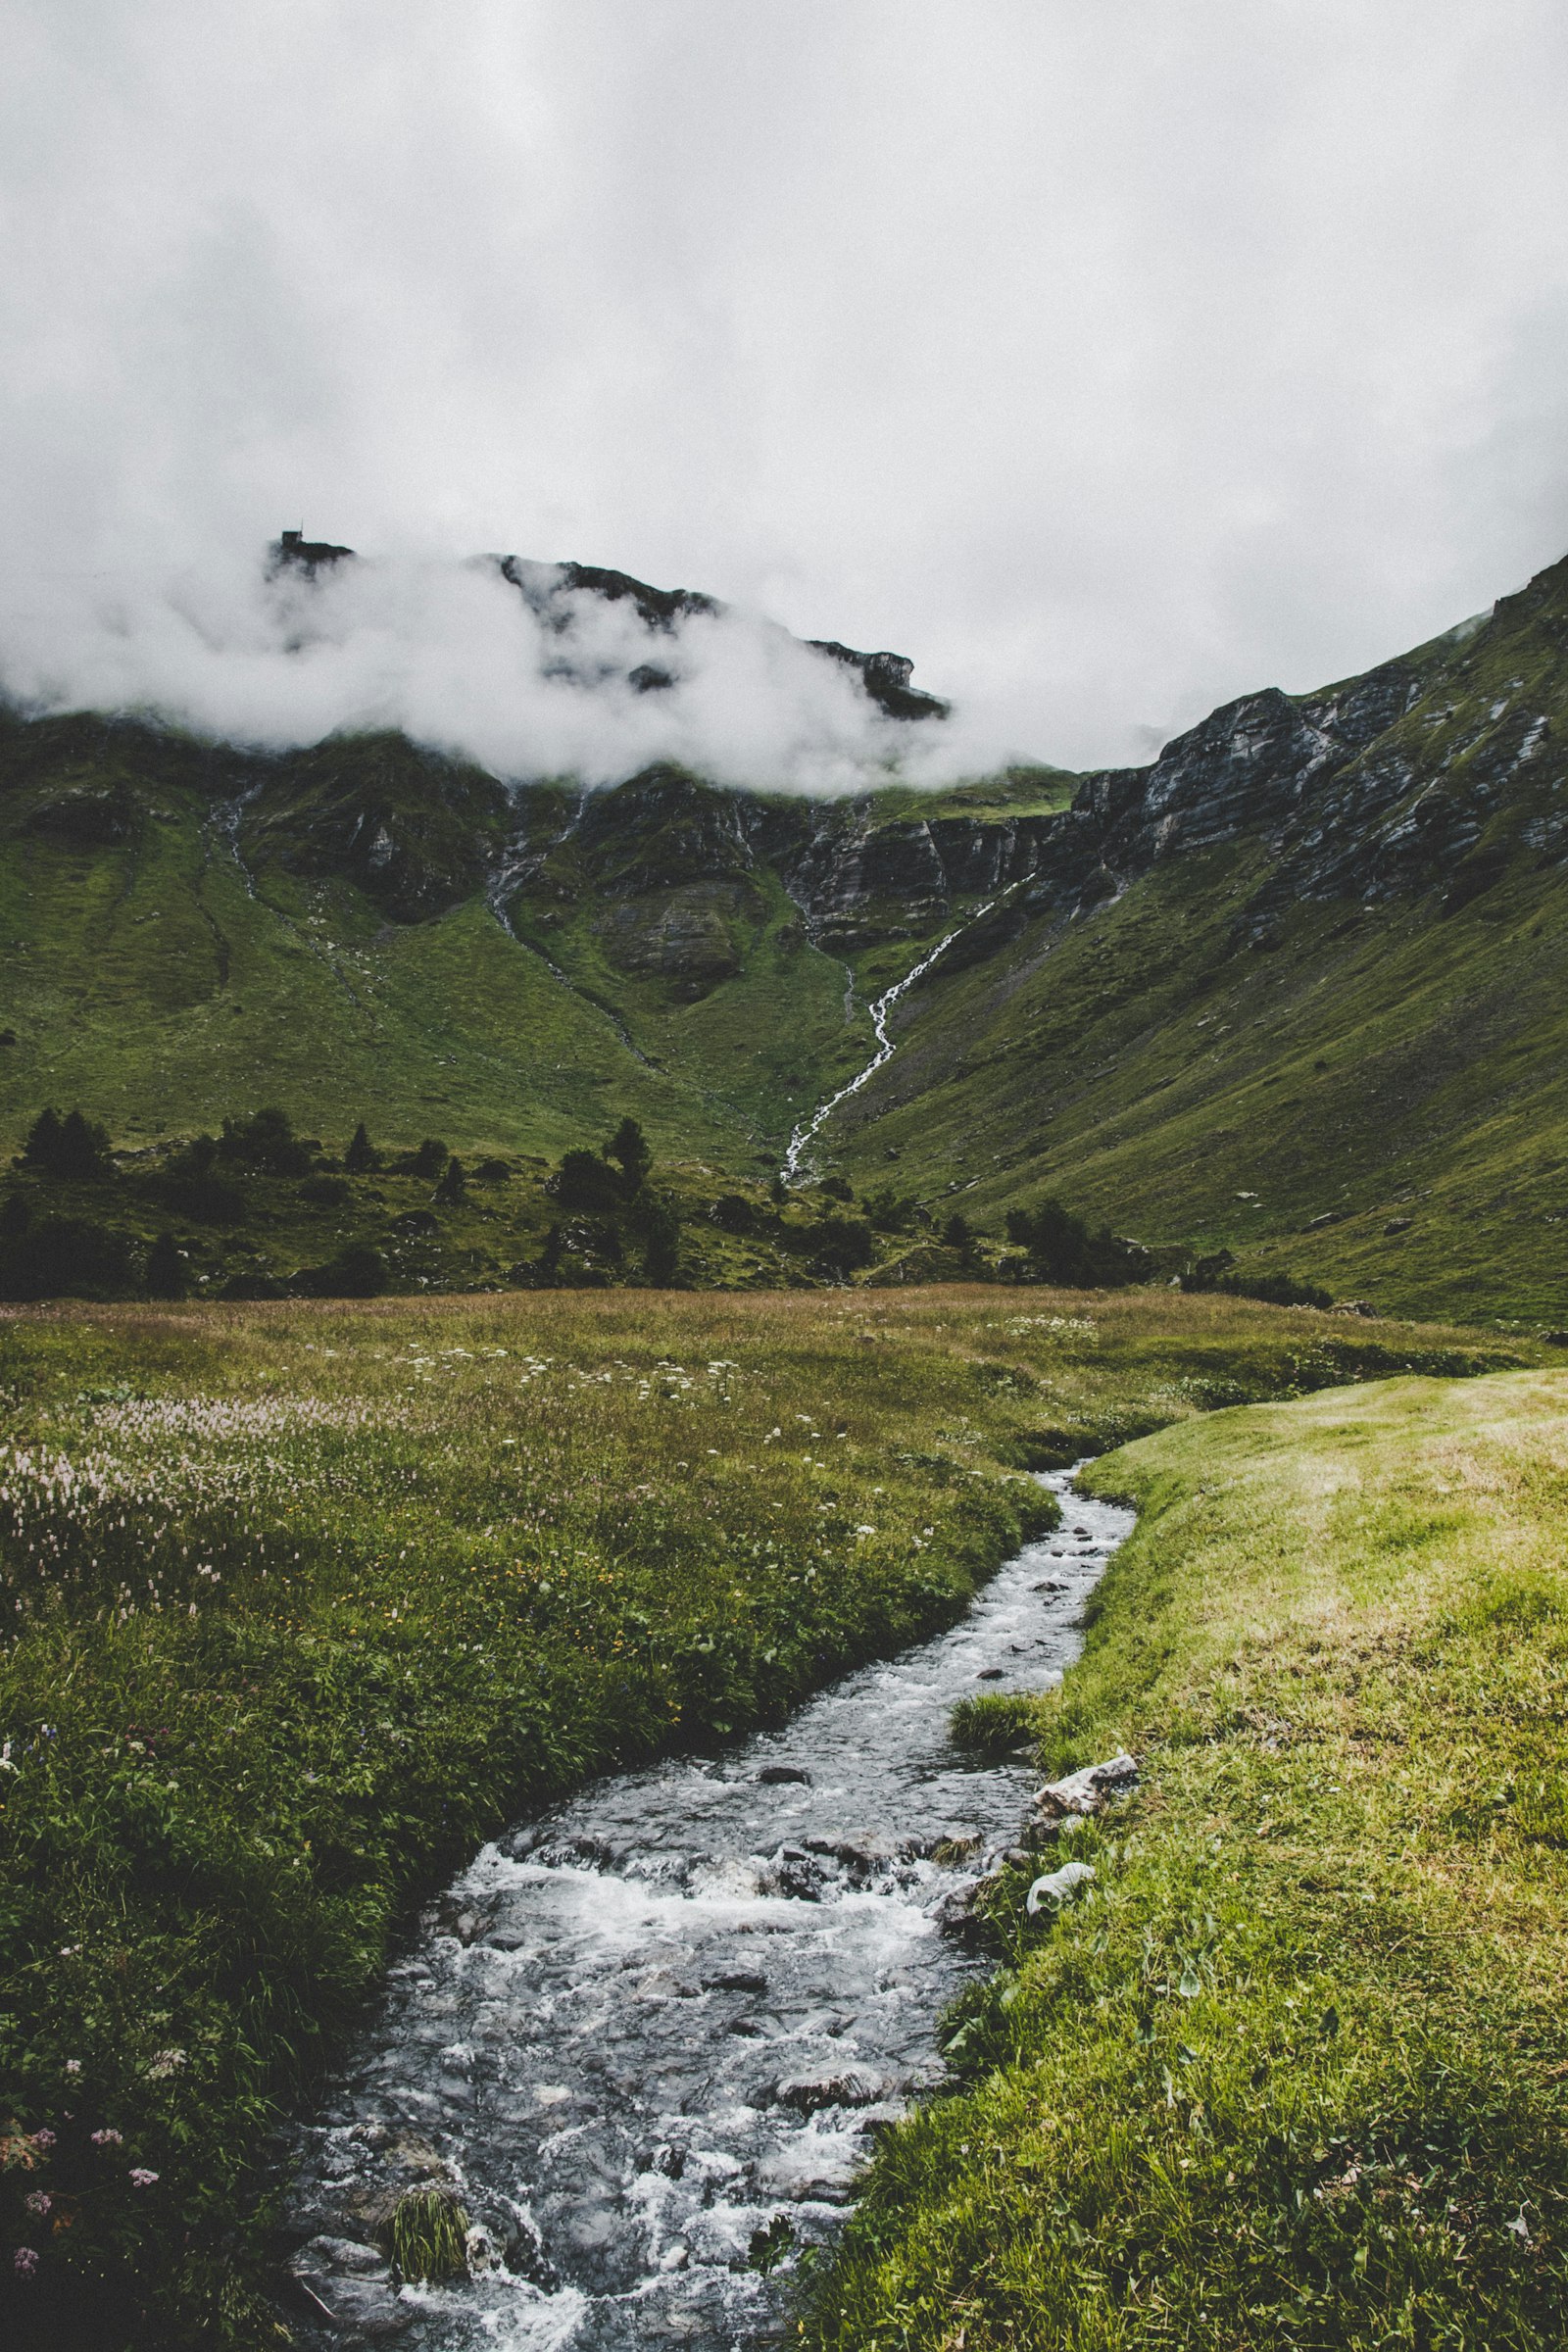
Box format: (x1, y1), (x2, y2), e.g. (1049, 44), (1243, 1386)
(0, 1288), (1529, 2344)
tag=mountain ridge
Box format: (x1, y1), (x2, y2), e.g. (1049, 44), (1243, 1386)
(3, 548), (1567, 1323)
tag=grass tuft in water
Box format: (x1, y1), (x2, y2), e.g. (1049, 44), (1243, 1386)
(390, 2186), (470, 2285)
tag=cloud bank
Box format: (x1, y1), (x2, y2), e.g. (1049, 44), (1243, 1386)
(3, 0), (1568, 779)
(0, 542), (962, 794)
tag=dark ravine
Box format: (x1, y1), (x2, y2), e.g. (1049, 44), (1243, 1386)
(277, 1474), (1135, 2349)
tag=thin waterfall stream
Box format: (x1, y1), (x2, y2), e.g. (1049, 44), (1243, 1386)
(780, 899), (998, 1184)
(280, 1470), (1135, 2349)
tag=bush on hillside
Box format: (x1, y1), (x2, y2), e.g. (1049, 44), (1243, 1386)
(158, 1137), (246, 1224)
(20, 1106), (114, 1182)
(604, 1115), (653, 1196)
(807, 1215), (875, 1278)
(401, 1138), (449, 1180)
(863, 1186), (919, 1233)
(0, 1214), (132, 1300)
(299, 1173), (350, 1207)
(219, 1105), (312, 1178)
(710, 1192), (763, 1235)
(1005, 1197), (1150, 1287)
(433, 1154), (466, 1204)
(144, 1231), (187, 1299)
(548, 1148), (624, 1214)
(630, 1191), (682, 1285)
(291, 1243), (388, 1298)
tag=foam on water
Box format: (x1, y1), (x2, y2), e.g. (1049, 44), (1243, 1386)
(281, 1471), (1135, 2347)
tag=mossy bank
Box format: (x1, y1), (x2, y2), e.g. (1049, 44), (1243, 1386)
(814, 1367), (1568, 2350)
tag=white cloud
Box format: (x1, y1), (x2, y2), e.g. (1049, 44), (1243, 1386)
(2, 0), (1567, 777)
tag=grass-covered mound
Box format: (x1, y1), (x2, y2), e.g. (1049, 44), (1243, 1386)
(0, 1289), (1522, 2343)
(812, 1367), (1568, 2349)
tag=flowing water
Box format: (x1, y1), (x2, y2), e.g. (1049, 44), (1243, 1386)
(281, 1472), (1135, 2349)
(779, 899), (998, 1184)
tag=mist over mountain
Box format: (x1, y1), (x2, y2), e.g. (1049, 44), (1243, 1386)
(0, 532), (969, 797)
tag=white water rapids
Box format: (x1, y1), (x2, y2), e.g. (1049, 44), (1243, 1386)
(280, 1470), (1134, 2349)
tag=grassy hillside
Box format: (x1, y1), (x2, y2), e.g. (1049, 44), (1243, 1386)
(5, 553), (1568, 1324)
(813, 1365), (1568, 2350)
(837, 845), (1568, 1328)
(831, 562), (1568, 1328)
(0, 1290), (1527, 2345)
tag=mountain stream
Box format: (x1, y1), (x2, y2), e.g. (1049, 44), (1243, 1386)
(780, 900), (998, 1183)
(281, 1470), (1134, 2349)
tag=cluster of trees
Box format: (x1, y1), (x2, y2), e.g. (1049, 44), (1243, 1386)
(543, 1118), (680, 1285)
(5, 1102), (1336, 1308)
(1004, 1197), (1152, 1287)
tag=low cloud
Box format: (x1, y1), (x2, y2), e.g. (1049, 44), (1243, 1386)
(3, 3), (1568, 777)
(0, 541), (997, 794)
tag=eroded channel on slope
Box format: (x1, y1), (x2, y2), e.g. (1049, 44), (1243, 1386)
(281, 1471), (1135, 2349)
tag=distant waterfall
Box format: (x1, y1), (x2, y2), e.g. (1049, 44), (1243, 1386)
(781, 896), (998, 1182)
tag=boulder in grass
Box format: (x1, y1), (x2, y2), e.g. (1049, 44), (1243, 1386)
(1033, 1752), (1138, 1817)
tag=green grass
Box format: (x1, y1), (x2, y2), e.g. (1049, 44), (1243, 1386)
(0, 1288), (1523, 2344)
(811, 1366), (1568, 2350)
(836, 844), (1568, 1330)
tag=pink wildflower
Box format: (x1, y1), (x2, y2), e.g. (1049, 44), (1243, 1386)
(90, 2129), (122, 2146)
(24, 2191), (50, 2217)
(14, 2246), (39, 2278)
(128, 2168), (159, 2187)
(30, 2130), (54, 2150)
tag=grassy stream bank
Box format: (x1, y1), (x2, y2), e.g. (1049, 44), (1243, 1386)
(0, 1292), (1536, 2344)
(813, 1367), (1568, 2349)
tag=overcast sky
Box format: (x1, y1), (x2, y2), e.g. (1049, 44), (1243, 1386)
(4, 0), (1568, 777)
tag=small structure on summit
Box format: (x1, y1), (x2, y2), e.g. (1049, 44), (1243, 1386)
(268, 527), (356, 579)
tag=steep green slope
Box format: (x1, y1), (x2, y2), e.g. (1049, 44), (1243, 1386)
(4, 551), (1568, 1323)
(827, 562), (1568, 1326)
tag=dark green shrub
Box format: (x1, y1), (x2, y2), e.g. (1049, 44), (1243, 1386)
(549, 1149), (623, 1214)
(808, 1215), (875, 1277)
(1005, 1196), (1149, 1287)
(20, 1106), (113, 1181)
(403, 1137), (449, 1180)
(299, 1174), (350, 1207)
(343, 1121), (377, 1174)
(710, 1193), (761, 1235)
(293, 1244), (388, 1298)
(144, 1231), (187, 1299)
(604, 1115), (653, 1195)
(219, 1106), (311, 1178)
(0, 1215), (132, 1299)
(863, 1187), (917, 1233)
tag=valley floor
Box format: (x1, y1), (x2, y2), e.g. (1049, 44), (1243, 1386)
(815, 1367), (1568, 2349)
(0, 1290), (1544, 2346)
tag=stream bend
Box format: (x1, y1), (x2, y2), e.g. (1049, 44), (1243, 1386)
(282, 1470), (1135, 2349)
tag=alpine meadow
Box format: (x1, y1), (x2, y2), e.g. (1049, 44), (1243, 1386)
(7, 8), (1568, 2347)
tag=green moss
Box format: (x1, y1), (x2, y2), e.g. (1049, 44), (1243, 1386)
(811, 1368), (1568, 2350)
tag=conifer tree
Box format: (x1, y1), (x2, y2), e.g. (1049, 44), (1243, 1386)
(603, 1116), (653, 1196)
(344, 1122), (377, 1174)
